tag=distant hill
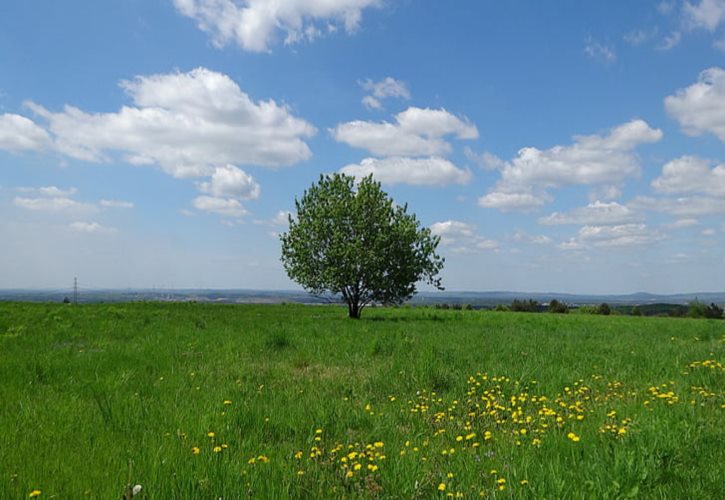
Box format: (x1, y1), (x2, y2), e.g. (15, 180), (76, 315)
(1, 288), (724, 307)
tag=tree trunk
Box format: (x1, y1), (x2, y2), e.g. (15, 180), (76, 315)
(347, 300), (361, 319)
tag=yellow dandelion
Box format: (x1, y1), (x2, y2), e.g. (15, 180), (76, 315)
(438, 483), (447, 491)
(28, 491), (42, 498)
(213, 446), (222, 453)
(567, 432), (580, 442)
(297, 470), (305, 476)
(294, 451), (303, 459)
(223, 400), (232, 405)
(191, 446), (200, 455)
(207, 432), (215, 438)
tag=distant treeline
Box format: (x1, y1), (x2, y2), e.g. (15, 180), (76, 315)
(434, 299), (724, 319)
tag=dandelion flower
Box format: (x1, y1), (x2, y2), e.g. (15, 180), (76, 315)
(28, 491), (42, 498)
(213, 446), (222, 453)
(191, 446), (200, 455)
(567, 432), (580, 442)
(438, 483), (447, 491)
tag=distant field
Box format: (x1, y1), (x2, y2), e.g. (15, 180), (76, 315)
(0, 303), (723, 498)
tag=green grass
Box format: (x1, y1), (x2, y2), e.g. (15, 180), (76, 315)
(0, 302), (723, 498)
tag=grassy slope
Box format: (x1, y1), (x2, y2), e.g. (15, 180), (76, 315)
(0, 303), (722, 498)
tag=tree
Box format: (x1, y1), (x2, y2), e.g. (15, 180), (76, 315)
(548, 299), (569, 314)
(597, 303), (611, 316)
(280, 174), (444, 319)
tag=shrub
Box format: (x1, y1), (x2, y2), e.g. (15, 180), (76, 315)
(597, 303), (611, 316)
(631, 306), (643, 316)
(548, 299), (569, 314)
(494, 304), (510, 312)
(511, 299), (540, 313)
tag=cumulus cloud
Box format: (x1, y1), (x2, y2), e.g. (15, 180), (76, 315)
(360, 77), (410, 110)
(651, 155), (725, 196)
(511, 230), (552, 245)
(464, 147), (506, 170)
(332, 107), (478, 157)
(477, 191), (551, 212)
(340, 156), (471, 186)
(630, 195), (725, 216)
(173, 0), (381, 52)
(192, 196), (248, 217)
(17, 186), (77, 197)
(198, 164), (261, 199)
(665, 67), (725, 141)
(271, 210), (292, 225)
(14, 196), (95, 214)
(0, 113), (52, 151)
(429, 220), (498, 253)
(10, 68), (315, 178)
(69, 221), (116, 234)
(683, 0), (725, 32)
(561, 224), (665, 250)
(100, 199), (134, 209)
(478, 120), (662, 212)
(538, 201), (641, 226)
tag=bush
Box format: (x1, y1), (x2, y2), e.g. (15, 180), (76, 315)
(462, 304), (473, 311)
(685, 300), (724, 319)
(511, 299), (540, 313)
(494, 304), (510, 312)
(597, 303), (611, 316)
(631, 306), (643, 316)
(548, 299), (569, 314)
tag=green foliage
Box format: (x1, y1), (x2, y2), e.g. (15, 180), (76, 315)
(631, 306), (643, 317)
(598, 303), (612, 316)
(280, 174), (444, 318)
(688, 300), (724, 319)
(548, 299), (569, 314)
(494, 304), (510, 312)
(510, 299), (540, 313)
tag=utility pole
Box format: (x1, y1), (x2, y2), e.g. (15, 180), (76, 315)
(73, 277), (78, 305)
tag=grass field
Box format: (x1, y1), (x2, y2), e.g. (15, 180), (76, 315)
(0, 302), (723, 499)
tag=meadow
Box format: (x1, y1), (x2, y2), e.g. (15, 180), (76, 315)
(0, 302), (722, 499)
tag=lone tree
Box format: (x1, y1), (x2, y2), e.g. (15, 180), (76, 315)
(280, 173), (444, 318)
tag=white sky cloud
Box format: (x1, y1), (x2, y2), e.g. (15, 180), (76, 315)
(332, 106), (478, 157)
(17, 186), (77, 197)
(173, 0), (381, 52)
(561, 224), (665, 249)
(478, 191), (551, 211)
(271, 210), (292, 226)
(511, 230), (552, 245)
(340, 156), (471, 186)
(630, 195), (725, 216)
(665, 67), (725, 141)
(360, 77), (410, 110)
(464, 147), (506, 170)
(0, 114), (52, 152)
(14, 196), (95, 214)
(198, 164), (261, 200)
(478, 120), (662, 212)
(192, 195), (248, 217)
(539, 201), (641, 226)
(683, 0), (725, 32)
(100, 199), (134, 209)
(430, 220), (498, 253)
(69, 221), (116, 234)
(13, 68), (315, 178)
(584, 38), (617, 64)
(652, 155), (725, 196)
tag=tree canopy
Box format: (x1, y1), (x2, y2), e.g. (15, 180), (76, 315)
(280, 174), (444, 318)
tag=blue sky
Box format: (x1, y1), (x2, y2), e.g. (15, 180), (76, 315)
(1, 0), (724, 293)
